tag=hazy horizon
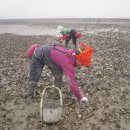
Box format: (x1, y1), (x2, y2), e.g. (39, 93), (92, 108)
(0, 17), (130, 20)
(0, 0), (130, 19)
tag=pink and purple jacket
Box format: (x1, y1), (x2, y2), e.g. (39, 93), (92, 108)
(50, 46), (82, 101)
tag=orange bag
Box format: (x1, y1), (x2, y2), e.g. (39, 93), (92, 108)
(76, 43), (93, 66)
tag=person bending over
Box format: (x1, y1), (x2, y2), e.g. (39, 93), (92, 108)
(25, 43), (93, 104)
(57, 26), (81, 48)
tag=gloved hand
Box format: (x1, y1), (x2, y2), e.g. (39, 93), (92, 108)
(80, 97), (88, 103)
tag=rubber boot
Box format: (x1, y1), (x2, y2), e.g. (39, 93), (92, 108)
(25, 81), (37, 105)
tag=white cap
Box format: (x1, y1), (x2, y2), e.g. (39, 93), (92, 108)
(57, 26), (63, 33)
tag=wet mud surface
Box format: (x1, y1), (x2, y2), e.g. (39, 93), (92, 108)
(0, 19), (130, 130)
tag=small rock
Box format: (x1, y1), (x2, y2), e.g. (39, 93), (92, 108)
(78, 114), (81, 118)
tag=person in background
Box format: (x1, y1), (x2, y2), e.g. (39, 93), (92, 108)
(25, 42), (93, 104)
(57, 26), (81, 48)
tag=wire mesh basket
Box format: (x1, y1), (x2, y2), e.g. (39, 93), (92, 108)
(40, 85), (63, 123)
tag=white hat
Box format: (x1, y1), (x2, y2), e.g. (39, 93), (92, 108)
(57, 26), (63, 33)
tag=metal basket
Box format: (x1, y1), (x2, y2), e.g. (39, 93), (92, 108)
(40, 86), (63, 123)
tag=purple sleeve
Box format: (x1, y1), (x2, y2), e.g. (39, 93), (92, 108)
(63, 63), (82, 101)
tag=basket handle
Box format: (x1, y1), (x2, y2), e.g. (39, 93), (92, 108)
(41, 85), (63, 106)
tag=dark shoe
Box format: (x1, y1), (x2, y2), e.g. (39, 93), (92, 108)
(23, 81), (37, 105)
(27, 81), (37, 97)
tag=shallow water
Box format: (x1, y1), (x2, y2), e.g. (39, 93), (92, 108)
(0, 19), (130, 36)
(0, 24), (57, 36)
(0, 23), (128, 36)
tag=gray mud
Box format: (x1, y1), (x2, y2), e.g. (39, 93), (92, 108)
(0, 19), (130, 130)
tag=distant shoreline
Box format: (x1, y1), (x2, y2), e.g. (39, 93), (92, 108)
(0, 18), (130, 20)
(0, 18), (129, 26)
(0, 18), (129, 36)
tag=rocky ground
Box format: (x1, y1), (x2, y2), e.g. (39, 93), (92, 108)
(0, 19), (130, 130)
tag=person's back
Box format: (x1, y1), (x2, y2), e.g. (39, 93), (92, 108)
(50, 45), (76, 69)
(60, 28), (72, 35)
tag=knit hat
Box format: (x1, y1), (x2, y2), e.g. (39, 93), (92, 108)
(57, 26), (64, 33)
(27, 44), (41, 59)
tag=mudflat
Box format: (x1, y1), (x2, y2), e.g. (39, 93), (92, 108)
(0, 18), (130, 130)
